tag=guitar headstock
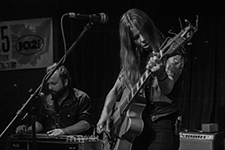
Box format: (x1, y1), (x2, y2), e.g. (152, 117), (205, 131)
(160, 15), (199, 58)
(181, 15), (199, 42)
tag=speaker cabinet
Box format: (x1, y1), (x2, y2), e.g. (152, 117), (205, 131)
(179, 131), (225, 150)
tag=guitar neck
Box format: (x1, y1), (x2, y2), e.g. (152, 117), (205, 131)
(121, 70), (151, 114)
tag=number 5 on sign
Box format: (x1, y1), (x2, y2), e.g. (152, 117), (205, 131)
(0, 25), (10, 53)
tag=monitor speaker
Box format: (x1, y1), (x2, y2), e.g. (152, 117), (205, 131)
(179, 131), (225, 150)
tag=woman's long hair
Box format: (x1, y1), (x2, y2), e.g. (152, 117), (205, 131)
(119, 8), (164, 86)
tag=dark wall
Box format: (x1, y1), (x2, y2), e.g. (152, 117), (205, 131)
(1, 0), (225, 149)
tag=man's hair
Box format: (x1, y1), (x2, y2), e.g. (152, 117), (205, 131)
(47, 63), (72, 87)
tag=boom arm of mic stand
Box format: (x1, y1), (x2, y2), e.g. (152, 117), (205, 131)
(0, 22), (93, 139)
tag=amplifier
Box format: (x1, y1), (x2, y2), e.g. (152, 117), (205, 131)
(179, 131), (225, 150)
(7, 134), (102, 150)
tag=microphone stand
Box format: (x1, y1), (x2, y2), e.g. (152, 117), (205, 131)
(0, 22), (93, 150)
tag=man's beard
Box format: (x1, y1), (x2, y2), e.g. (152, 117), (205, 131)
(51, 86), (67, 99)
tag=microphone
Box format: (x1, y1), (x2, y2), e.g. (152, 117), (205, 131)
(68, 12), (108, 24)
(175, 116), (182, 135)
(39, 92), (45, 99)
